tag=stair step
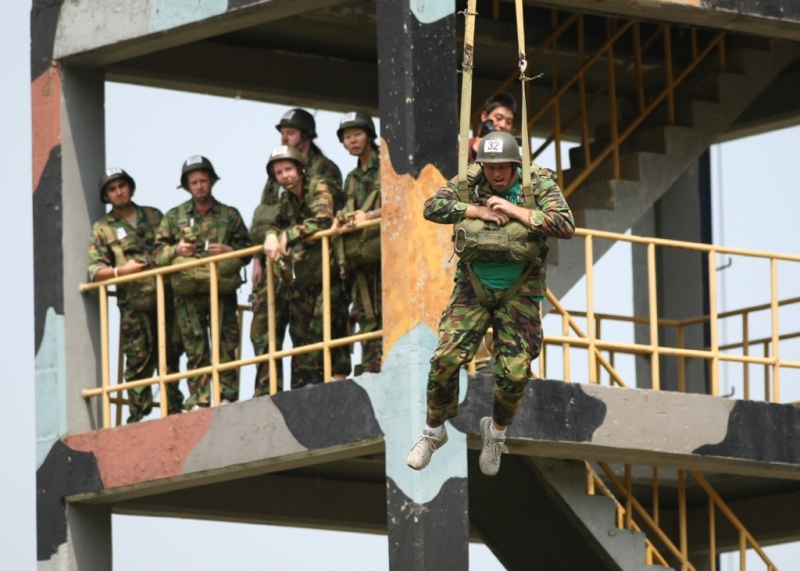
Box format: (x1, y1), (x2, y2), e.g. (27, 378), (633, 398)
(568, 126), (668, 169)
(561, 152), (643, 188)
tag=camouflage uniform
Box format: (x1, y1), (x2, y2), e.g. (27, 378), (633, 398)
(154, 198), (252, 408)
(251, 146), (345, 395)
(266, 175), (351, 389)
(423, 165), (575, 427)
(339, 151), (382, 374)
(88, 204), (184, 423)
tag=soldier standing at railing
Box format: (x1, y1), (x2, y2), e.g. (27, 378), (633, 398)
(88, 168), (185, 423)
(262, 145), (351, 388)
(407, 132), (575, 476)
(332, 111), (383, 375)
(250, 108), (346, 394)
(154, 156), (252, 410)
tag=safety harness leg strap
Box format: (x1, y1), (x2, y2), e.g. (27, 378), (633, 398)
(355, 271), (377, 331)
(466, 263), (535, 311)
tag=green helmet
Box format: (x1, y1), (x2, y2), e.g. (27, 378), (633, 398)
(275, 108), (317, 139)
(475, 131), (521, 164)
(179, 155), (220, 190)
(99, 167), (136, 203)
(336, 111), (376, 142)
(266, 145), (306, 178)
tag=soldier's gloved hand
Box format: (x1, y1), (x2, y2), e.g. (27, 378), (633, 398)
(487, 196), (526, 224)
(264, 234), (281, 260)
(252, 258), (263, 285)
(207, 243), (232, 255)
(277, 232), (289, 257)
(177, 239), (196, 257)
(468, 204), (510, 226)
(118, 259), (147, 276)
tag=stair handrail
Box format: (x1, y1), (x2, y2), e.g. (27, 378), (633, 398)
(585, 464), (671, 567)
(562, 30), (727, 197)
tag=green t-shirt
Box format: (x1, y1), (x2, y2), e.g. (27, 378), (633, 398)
(471, 171), (529, 290)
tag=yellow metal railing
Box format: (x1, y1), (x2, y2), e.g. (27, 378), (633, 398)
(80, 219), (382, 429)
(586, 462), (779, 570)
(536, 228), (800, 403)
(474, 11), (727, 197)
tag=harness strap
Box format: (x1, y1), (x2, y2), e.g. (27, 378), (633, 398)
(355, 271), (377, 330)
(183, 296), (205, 338)
(466, 263), (535, 311)
(514, 0), (536, 209)
(217, 205), (230, 245)
(99, 218), (128, 268)
(457, 0), (478, 204)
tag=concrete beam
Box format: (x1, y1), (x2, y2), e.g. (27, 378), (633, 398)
(53, 0), (350, 67)
(106, 41), (379, 115)
(538, 0), (800, 41)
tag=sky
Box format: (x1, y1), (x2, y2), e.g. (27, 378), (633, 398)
(3, 1), (800, 569)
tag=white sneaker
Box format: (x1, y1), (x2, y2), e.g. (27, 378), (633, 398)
(479, 417), (508, 476)
(406, 426), (449, 471)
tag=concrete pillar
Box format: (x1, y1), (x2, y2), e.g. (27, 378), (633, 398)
(376, 1), (468, 568)
(33, 1), (108, 565)
(633, 152), (712, 392)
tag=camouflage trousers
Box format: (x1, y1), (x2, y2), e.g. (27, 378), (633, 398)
(288, 280), (351, 389)
(250, 279), (290, 397)
(175, 292), (240, 408)
(119, 302), (184, 423)
(350, 266), (382, 375)
(426, 274), (543, 428)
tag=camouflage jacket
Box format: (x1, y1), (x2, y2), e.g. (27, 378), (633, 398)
(88, 203), (163, 304)
(341, 150), (381, 214)
(260, 145), (344, 211)
(266, 176), (334, 247)
(153, 198), (252, 267)
(423, 163), (575, 297)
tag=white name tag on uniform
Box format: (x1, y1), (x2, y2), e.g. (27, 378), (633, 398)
(484, 139), (503, 152)
(116, 227), (127, 240)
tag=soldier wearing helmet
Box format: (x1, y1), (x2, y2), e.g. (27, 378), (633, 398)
(88, 168), (185, 422)
(331, 111), (383, 375)
(261, 145), (351, 389)
(406, 131), (575, 476)
(154, 156), (252, 410)
(250, 109), (346, 393)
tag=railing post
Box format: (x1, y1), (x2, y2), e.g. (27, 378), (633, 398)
(267, 258), (278, 395)
(578, 15), (591, 166)
(552, 11), (563, 181)
(116, 329), (124, 427)
(156, 274), (168, 418)
(709, 497), (716, 571)
(634, 22), (644, 113)
(322, 235), (332, 383)
(624, 464), (632, 529)
(562, 312), (571, 381)
(647, 242), (660, 390)
(771, 258), (780, 402)
(679, 469), (688, 570)
(739, 530), (747, 571)
(99, 286), (111, 429)
(585, 235), (597, 383)
(677, 325), (686, 392)
(764, 340), (771, 402)
(742, 312), (750, 400)
(607, 42), (620, 179)
(652, 467), (659, 525)
(707, 249), (720, 396)
(209, 261), (221, 406)
(663, 24), (675, 124)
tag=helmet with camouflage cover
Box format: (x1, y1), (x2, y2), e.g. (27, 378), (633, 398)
(336, 111), (376, 142)
(178, 155), (220, 190)
(99, 167), (136, 203)
(475, 131), (521, 164)
(266, 145), (306, 178)
(275, 108), (317, 139)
